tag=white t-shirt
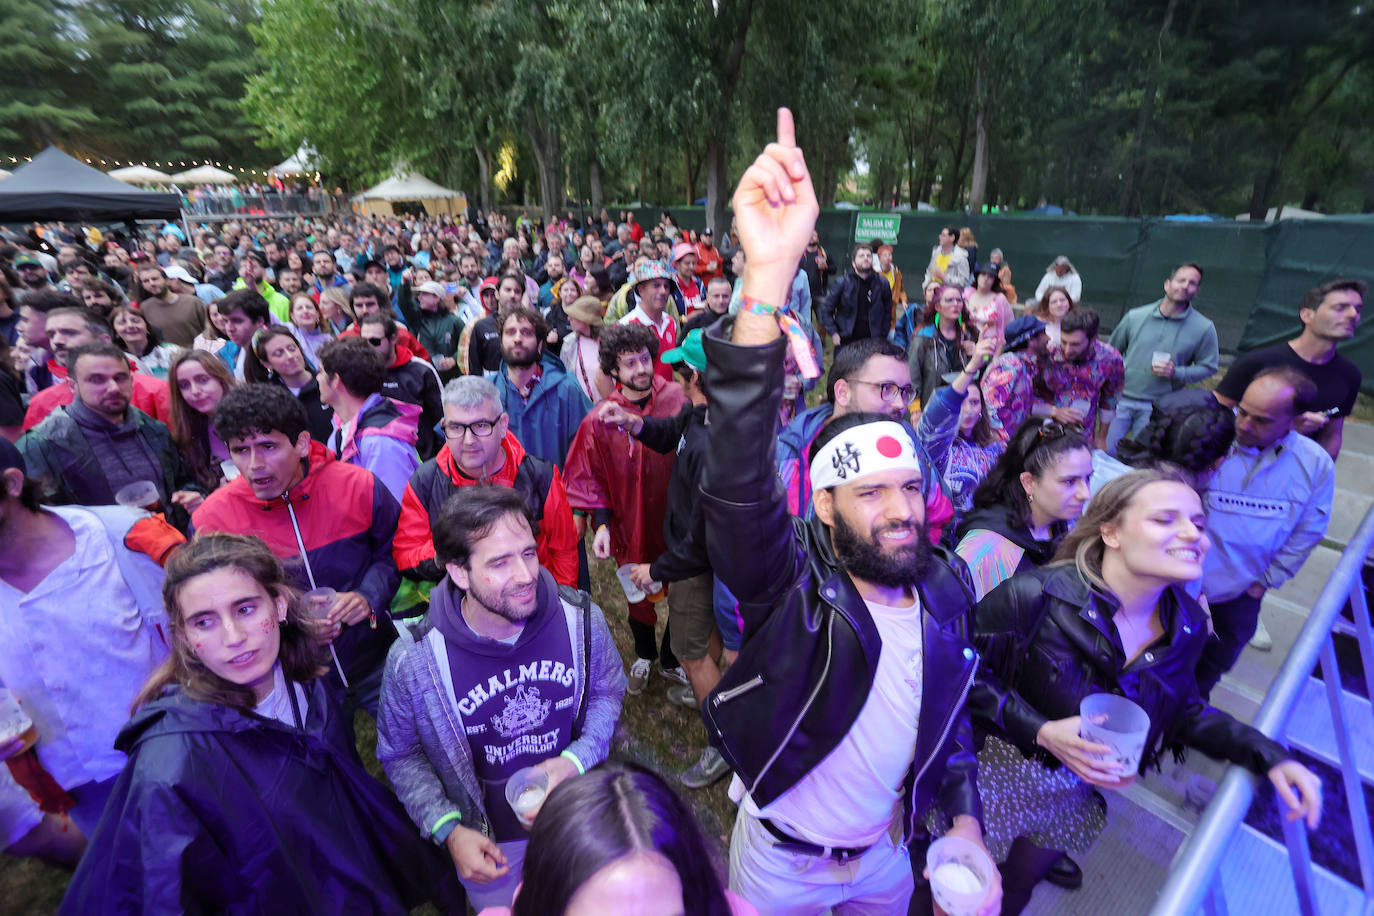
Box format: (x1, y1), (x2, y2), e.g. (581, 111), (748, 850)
(746, 595), (925, 847)
(253, 663), (309, 728)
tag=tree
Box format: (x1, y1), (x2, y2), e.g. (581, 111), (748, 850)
(0, 0), (97, 150)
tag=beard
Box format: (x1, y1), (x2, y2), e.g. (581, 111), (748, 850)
(831, 508), (933, 590)
(503, 346), (540, 368)
(466, 576), (539, 625)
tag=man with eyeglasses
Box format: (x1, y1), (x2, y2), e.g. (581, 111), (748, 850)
(393, 375), (579, 590)
(776, 337), (955, 541)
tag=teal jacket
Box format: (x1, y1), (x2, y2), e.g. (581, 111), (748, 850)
(1108, 299), (1219, 400)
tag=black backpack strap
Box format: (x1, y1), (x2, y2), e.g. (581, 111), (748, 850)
(558, 584), (594, 741)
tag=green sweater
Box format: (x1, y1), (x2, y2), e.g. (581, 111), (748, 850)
(1108, 299), (1219, 400)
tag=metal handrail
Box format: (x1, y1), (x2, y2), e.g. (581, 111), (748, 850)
(1148, 504), (1374, 915)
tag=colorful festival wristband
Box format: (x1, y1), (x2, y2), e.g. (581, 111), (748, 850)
(742, 296), (820, 379)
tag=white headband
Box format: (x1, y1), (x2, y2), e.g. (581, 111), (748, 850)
(809, 421), (923, 492)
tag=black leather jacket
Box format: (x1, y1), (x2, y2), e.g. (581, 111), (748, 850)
(968, 565), (1287, 774)
(699, 323), (982, 837)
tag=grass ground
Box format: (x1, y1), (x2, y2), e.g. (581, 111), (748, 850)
(0, 538), (735, 913)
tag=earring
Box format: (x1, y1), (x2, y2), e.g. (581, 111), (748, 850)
(1027, 492), (1035, 503)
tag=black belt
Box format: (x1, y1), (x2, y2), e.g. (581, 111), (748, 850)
(759, 817), (873, 863)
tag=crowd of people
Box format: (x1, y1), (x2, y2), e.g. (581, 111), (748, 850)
(0, 108), (1359, 914)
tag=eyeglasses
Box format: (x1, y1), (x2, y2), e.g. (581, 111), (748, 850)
(363, 337), (386, 347)
(442, 418), (501, 439)
(846, 378), (916, 405)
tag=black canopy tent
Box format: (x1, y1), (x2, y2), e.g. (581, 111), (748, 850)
(0, 147), (182, 223)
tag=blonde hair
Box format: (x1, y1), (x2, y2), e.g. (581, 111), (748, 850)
(1052, 467), (1194, 594)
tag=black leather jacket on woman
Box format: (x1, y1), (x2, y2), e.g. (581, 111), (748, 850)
(699, 321), (983, 837)
(968, 565), (1286, 774)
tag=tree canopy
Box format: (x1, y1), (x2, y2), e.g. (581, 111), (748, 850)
(5, 0), (1372, 218)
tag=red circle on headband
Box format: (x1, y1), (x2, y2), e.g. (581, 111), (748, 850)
(876, 436), (903, 458)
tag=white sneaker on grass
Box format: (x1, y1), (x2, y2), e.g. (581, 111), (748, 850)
(627, 658), (652, 695)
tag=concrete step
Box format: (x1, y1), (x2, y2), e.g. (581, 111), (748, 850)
(1278, 545), (1341, 611)
(1212, 823), (1366, 916)
(1336, 420), (1374, 460)
(1285, 676), (1374, 785)
(1335, 450), (1374, 500)
(1327, 488), (1374, 547)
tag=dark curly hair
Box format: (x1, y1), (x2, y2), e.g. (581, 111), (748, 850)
(1116, 399), (1235, 479)
(317, 336), (385, 397)
(971, 416), (1092, 531)
(597, 321), (660, 377)
(212, 382), (309, 445)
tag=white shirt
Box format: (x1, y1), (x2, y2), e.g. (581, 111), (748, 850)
(747, 595), (925, 847)
(253, 663), (309, 728)
(0, 507), (169, 788)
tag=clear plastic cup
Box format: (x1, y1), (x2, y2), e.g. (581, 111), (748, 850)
(616, 564), (647, 603)
(302, 587), (338, 619)
(114, 480), (161, 510)
(926, 835), (995, 916)
(1151, 350), (1171, 370)
(1070, 398), (1091, 417)
(0, 689), (36, 752)
(505, 766), (549, 829)
(1079, 693), (1151, 773)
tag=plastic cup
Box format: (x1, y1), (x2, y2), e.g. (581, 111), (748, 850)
(0, 689), (36, 752)
(926, 835), (995, 916)
(616, 564), (647, 603)
(1070, 398), (1091, 417)
(1079, 693), (1151, 774)
(1151, 350), (1171, 370)
(114, 480), (161, 510)
(302, 587), (338, 619)
(505, 766), (549, 829)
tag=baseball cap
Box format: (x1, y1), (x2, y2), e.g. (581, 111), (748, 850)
(1004, 315), (1048, 351)
(702, 227), (713, 236)
(671, 243), (695, 263)
(0, 437), (25, 474)
(416, 280), (446, 298)
(164, 265), (197, 285)
(14, 253), (43, 269)
(661, 328), (706, 372)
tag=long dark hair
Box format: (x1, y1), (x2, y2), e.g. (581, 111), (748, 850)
(167, 349), (237, 491)
(133, 534), (327, 711)
(1116, 399), (1235, 486)
(971, 417), (1091, 530)
(512, 762), (733, 916)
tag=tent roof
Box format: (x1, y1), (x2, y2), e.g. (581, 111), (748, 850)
(0, 147), (182, 222)
(270, 144), (318, 175)
(358, 171), (463, 201)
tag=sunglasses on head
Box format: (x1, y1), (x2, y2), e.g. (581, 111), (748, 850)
(363, 337), (385, 347)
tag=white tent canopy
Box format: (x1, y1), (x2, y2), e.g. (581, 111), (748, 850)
(354, 170), (467, 216)
(270, 144), (318, 176)
(170, 165), (237, 185)
(108, 165), (175, 185)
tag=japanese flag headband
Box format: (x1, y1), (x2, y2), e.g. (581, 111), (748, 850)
(810, 421), (923, 492)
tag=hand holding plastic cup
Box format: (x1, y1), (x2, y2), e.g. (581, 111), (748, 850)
(1151, 350), (1171, 371)
(0, 689), (37, 756)
(926, 835), (996, 916)
(115, 480), (161, 511)
(616, 564), (665, 603)
(505, 766), (550, 829)
(1079, 693), (1150, 775)
(302, 587), (349, 688)
(1069, 398), (1091, 418)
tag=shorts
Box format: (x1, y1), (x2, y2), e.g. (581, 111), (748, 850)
(668, 571), (716, 660)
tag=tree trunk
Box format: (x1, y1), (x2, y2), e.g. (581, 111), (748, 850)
(589, 157), (605, 215)
(524, 115), (563, 222)
(684, 147), (695, 205)
(473, 142), (492, 213)
(705, 136), (727, 236)
(1120, 0), (1178, 216)
(1249, 153), (1283, 220)
(968, 68), (990, 213)
(939, 117), (971, 210)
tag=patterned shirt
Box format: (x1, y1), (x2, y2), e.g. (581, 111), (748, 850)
(1040, 340), (1125, 432)
(982, 351), (1039, 437)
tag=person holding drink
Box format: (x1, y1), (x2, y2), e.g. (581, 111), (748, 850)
(59, 533), (461, 914)
(965, 468), (1323, 913)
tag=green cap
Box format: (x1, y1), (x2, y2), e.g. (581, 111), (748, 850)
(661, 328), (706, 372)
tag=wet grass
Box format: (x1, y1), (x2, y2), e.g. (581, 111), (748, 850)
(0, 538), (735, 913)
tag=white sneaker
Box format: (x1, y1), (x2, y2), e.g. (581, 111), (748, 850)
(657, 664), (689, 686)
(627, 658), (652, 695)
(1249, 618), (1273, 651)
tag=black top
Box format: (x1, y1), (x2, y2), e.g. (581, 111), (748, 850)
(1216, 341), (1362, 416)
(0, 371), (22, 428)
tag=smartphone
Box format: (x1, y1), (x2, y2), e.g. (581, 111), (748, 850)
(446, 282), (458, 295)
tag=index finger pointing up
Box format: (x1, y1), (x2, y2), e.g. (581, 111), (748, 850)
(777, 107), (796, 148)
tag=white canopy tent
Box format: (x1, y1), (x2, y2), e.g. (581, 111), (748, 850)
(270, 144), (318, 176)
(108, 165), (175, 185)
(170, 165), (237, 185)
(353, 170), (468, 216)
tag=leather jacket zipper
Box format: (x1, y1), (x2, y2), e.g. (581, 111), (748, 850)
(906, 652), (977, 835)
(752, 608), (836, 790)
(712, 674), (765, 705)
